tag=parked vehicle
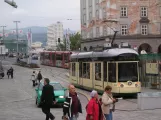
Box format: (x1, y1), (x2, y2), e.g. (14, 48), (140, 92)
(35, 81), (67, 107)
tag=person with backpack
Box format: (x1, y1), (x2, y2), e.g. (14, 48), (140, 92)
(37, 71), (42, 83)
(86, 90), (104, 120)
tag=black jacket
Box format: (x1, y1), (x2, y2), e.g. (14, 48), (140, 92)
(37, 73), (42, 80)
(63, 92), (82, 118)
(41, 84), (55, 105)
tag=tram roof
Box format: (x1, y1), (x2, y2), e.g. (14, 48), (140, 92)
(71, 48), (138, 59)
(41, 51), (72, 53)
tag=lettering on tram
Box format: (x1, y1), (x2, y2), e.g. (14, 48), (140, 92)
(69, 47), (141, 96)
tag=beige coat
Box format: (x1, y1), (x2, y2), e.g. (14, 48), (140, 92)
(101, 92), (113, 114)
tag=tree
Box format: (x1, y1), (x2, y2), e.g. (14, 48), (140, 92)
(70, 33), (81, 51)
(56, 39), (66, 51)
(56, 32), (81, 51)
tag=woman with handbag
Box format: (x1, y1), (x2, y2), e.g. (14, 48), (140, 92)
(101, 86), (117, 120)
(86, 90), (104, 120)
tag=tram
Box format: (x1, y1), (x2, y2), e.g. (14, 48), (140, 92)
(40, 51), (71, 69)
(69, 45), (141, 95)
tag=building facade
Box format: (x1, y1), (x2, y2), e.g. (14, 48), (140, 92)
(47, 21), (64, 50)
(80, 0), (161, 53)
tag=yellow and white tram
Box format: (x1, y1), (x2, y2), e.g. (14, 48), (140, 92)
(69, 48), (141, 95)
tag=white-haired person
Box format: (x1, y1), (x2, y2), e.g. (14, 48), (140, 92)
(86, 90), (103, 120)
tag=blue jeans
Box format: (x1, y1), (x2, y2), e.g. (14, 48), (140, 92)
(104, 111), (113, 120)
(70, 114), (78, 120)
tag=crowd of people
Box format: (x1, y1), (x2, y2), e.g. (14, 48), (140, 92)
(39, 75), (117, 120)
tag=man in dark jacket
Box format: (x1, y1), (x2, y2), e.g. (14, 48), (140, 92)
(37, 71), (42, 83)
(41, 78), (56, 120)
(63, 84), (82, 120)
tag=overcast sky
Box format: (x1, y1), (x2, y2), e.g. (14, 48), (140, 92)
(0, 0), (80, 31)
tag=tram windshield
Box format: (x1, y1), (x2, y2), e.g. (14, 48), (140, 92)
(118, 62), (138, 82)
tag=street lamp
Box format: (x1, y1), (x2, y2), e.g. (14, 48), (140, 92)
(0, 26), (6, 45)
(13, 21), (20, 54)
(4, 0), (18, 8)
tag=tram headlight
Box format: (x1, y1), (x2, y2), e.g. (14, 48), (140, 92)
(120, 84), (124, 88)
(135, 84), (138, 87)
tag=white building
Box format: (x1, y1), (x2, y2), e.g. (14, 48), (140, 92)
(47, 21), (64, 50)
(31, 42), (42, 48)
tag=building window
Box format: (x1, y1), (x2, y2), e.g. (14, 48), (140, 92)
(121, 25), (128, 35)
(90, 30), (93, 38)
(89, 12), (92, 21)
(96, 27), (99, 37)
(96, 10), (99, 20)
(120, 7), (127, 17)
(89, 0), (92, 6)
(83, 14), (86, 24)
(141, 24), (148, 35)
(160, 6), (161, 17)
(83, 0), (86, 8)
(141, 7), (148, 17)
(103, 26), (107, 36)
(96, 0), (99, 4)
(103, 7), (106, 19)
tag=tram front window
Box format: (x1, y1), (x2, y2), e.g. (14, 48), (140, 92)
(118, 62), (138, 82)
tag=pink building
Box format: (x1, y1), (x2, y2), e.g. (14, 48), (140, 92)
(80, 0), (161, 53)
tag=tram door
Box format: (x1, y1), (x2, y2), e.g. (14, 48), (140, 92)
(94, 62), (104, 90)
(79, 62), (83, 86)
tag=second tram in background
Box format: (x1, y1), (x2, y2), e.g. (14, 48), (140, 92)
(40, 51), (72, 69)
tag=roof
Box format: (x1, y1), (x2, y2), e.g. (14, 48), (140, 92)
(71, 48), (138, 59)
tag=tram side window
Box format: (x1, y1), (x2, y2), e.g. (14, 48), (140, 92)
(72, 63), (76, 76)
(45, 53), (50, 59)
(56, 54), (63, 60)
(82, 63), (90, 79)
(79, 62), (82, 77)
(52, 54), (55, 60)
(95, 63), (101, 81)
(64, 54), (69, 63)
(104, 62), (107, 81)
(108, 63), (116, 82)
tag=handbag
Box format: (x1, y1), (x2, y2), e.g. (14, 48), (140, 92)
(62, 116), (69, 120)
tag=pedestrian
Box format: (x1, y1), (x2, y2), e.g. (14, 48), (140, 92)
(9, 67), (14, 79)
(86, 90), (104, 120)
(63, 84), (82, 120)
(37, 71), (42, 83)
(7, 69), (11, 79)
(41, 78), (56, 120)
(31, 71), (37, 87)
(101, 86), (117, 120)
